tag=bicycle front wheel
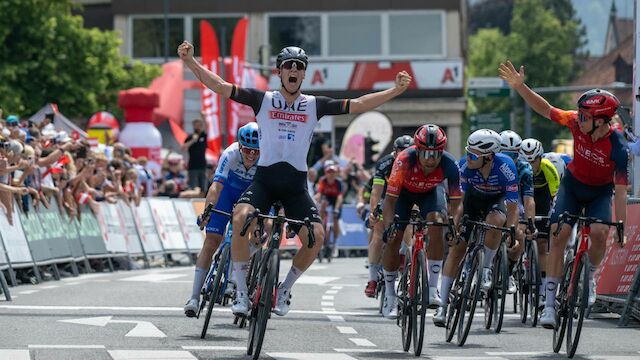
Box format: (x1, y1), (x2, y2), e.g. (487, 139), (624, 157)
(458, 250), (483, 346)
(553, 256), (573, 353)
(445, 258), (464, 343)
(566, 252), (588, 358)
(528, 241), (541, 327)
(399, 254), (412, 352)
(412, 251), (428, 356)
(493, 241), (509, 333)
(251, 251), (278, 360)
(201, 245), (230, 339)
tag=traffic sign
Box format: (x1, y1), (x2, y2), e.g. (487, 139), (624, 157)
(469, 112), (510, 132)
(467, 87), (510, 98)
(468, 77), (510, 98)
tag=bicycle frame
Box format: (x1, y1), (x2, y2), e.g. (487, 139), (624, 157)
(567, 226), (590, 301)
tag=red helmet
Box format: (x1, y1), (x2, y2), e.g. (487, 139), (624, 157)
(577, 89), (619, 119)
(414, 124), (446, 150)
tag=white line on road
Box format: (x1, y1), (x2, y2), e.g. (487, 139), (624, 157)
(321, 301), (334, 307)
(326, 290), (338, 294)
(331, 286), (343, 290)
(65, 282), (81, 286)
(348, 338), (376, 347)
(29, 345), (106, 349)
(18, 290), (39, 295)
(267, 353), (358, 360)
(431, 358), (508, 360)
(0, 350), (29, 360)
(322, 295), (335, 300)
(334, 348), (403, 354)
(486, 352), (549, 356)
(327, 315), (345, 322)
(182, 346), (245, 351)
(41, 285), (59, 289)
(109, 350), (197, 360)
(322, 308), (336, 312)
(336, 326), (357, 334)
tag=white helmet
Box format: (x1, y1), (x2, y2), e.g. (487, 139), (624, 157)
(520, 138), (544, 162)
(499, 130), (523, 152)
(467, 129), (501, 154)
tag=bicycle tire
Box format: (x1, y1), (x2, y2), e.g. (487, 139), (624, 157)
(445, 257), (465, 343)
(399, 255), (412, 352)
(528, 241), (541, 327)
(378, 280), (385, 315)
(201, 245), (230, 339)
(553, 257), (573, 353)
(412, 251), (428, 356)
(241, 249), (262, 330)
(566, 252), (588, 358)
(517, 255), (527, 323)
(251, 251), (278, 360)
(247, 251), (268, 356)
(493, 241), (508, 333)
(458, 250), (483, 346)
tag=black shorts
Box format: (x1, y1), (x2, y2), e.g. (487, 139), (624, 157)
(462, 187), (506, 241)
(394, 186), (447, 231)
(549, 170), (613, 227)
(238, 162), (321, 232)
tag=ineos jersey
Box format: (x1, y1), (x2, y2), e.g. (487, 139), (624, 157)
(230, 86), (350, 171)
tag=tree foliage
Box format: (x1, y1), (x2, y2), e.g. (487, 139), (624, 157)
(0, 0), (161, 122)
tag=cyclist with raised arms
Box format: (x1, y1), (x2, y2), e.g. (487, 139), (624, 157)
(499, 60), (628, 329)
(178, 41), (412, 317)
(363, 135), (414, 298)
(183, 123), (260, 317)
(377, 125), (462, 319)
(499, 130), (535, 294)
(434, 129), (519, 326)
(520, 138), (560, 303)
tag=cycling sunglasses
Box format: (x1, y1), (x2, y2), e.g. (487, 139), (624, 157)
(280, 59), (306, 71)
(419, 149), (443, 159)
(578, 111), (590, 123)
(241, 147), (260, 156)
(465, 146), (490, 161)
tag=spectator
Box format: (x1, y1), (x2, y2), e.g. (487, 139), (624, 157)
(164, 153), (187, 192)
(181, 119), (208, 195)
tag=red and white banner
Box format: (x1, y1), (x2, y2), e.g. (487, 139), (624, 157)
(226, 17), (249, 145)
(200, 20), (222, 156)
(268, 60), (463, 91)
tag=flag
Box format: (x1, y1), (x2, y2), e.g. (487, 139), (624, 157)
(227, 17), (249, 145)
(200, 20), (222, 157)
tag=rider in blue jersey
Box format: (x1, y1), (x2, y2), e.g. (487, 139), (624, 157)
(499, 130), (535, 294)
(434, 129), (520, 326)
(184, 123), (260, 317)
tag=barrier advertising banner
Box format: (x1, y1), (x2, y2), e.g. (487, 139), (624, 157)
(77, 205), (108, 256)
(336, 205), (369, 249)
(0, 203), (33, 264)
(173, 199), (204, 251)
(96, 202), (128, 254)
(47, 198), (85, 260)
(132, 200), (164, 254)
(19, 207), (56, 262)
(117, 202), (144, 256)
(148, 198), (187, 251)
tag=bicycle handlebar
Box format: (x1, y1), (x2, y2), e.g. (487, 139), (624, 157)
(553, 211), (625, 246)
(238, 209), (316, 249)
(382, 214), (457, 244)
(461, 216), (516, 244)
(197, 203), (216, 230)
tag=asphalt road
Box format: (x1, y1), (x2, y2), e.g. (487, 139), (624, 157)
(0, 257), (638, 360)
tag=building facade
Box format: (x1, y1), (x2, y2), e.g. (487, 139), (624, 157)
(76, 0), (467, 157)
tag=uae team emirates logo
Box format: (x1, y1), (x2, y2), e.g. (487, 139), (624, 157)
(269, 110), (308, 122)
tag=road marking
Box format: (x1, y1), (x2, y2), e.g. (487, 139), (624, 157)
(29, 345), (106, 349)
(65, 282), (81, 286)
(0, 350), (29, 360)
(431, 357), (507, 360)
(327, 315), (345, 322)
(41, 285), (59, 289)
(109, 350), (197, 360)
(297, 275), (340, 285)
(119, 273), (186, 282)
(326, 290), (339, 294)
(267, 353), (358, 360)
(334, 348), (403, 354)
(322, 295), (335, 300)
(321, 301), (334, 307)
(589, 357), (640, 360)
(486, 352), (549, 356)
(331, 286), (343, 290)
(336, 326), (357, 334)
(59, 316), (166, 338)
(322, 308), (336, 312)
(348, 338), (376, 347)
(18, 290), (39, 295)
(182, 346), (245, 351)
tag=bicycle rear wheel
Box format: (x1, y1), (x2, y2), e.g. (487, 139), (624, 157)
(528, 241), (541, 327)
(412, 251), (428, 356)
(553, 257), (573, 353)
(517, 255), (527, 323)
(566, 252), (588, 358)
(201, 246), (229, 339)
(251, 251), (278, 360)
(458, 250), (483, 346)
(399, 255), (412, 352)
(493, 241), (508, 333)
(445, 259), (464, 343)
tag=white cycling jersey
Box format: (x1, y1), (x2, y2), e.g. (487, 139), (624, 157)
(542, 152), (567, 179)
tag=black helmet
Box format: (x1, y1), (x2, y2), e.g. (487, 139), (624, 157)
(276, 46), (309, 69)
(393, 135), (414, 152)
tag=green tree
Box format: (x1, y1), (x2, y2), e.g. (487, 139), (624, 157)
(0, 0), (161, 122)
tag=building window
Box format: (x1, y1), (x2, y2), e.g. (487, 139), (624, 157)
(132, 18), (184, 58)
(328, 14), (381, 56)
(389, 13), (443, 56)
(269, 16), (321, 56)
(192, 17), (241, 57)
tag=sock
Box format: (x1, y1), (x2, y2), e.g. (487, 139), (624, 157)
(440, 275), (454, 306)
(427, 259), (443, 288)
(399, 242), (408, 256)
(281, 266), (303, 291)
(191, 267), (207, 301)
(545, 277), (560, 308)
(540, 276), (546, 296)
(383, 270), (398, 297)
(232, 261), (248, 294)
(484, 246), (497, 269)
(368, 263), (381, 282)
(588, 259), (598, 281)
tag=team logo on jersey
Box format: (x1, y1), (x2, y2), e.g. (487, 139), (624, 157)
(499, 163), (517, 181)
(270, 111), (308, 122)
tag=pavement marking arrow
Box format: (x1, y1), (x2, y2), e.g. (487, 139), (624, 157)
(59, 316), (166, 338)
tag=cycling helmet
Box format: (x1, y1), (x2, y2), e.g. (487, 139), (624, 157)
(499, 130), (522, 152)
(393, 135), (414, 152)
(520, 138), (544, 162)
(276, 46), (309, 69)
(237, 122), (259, 149)
(414, 124), (447, 150)
(466, 129), (501, 154)
(577, 89), (619, 120)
